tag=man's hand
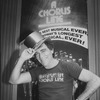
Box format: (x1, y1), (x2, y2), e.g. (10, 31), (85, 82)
(21, 48), (36, 61)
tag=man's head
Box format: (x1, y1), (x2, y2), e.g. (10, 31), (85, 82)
(22, 31), (55, 67)
(34, 38), (55, 68)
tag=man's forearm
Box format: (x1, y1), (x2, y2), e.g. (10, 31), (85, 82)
(9, 57), (25, 84)
(77, 76), (100, 100)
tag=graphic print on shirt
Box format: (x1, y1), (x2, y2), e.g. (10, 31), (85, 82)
(39, 73), (64, 82)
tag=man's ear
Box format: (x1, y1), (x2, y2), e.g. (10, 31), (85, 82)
(51, 49), (54, 54)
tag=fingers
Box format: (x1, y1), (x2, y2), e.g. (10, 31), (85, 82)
(27, 48), (33, 53)
(20, 48), (36, 61)
(27, 48), (36, 55)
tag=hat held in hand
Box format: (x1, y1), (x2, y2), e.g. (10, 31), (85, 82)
(21, 31), (48, 50)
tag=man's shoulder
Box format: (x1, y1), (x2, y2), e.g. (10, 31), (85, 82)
(60, 60), (76, 66)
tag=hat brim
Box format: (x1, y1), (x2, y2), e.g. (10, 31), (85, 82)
(34, 37), (49, 51)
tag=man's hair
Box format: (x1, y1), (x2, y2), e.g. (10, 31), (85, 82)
(44, 38), (54, 50)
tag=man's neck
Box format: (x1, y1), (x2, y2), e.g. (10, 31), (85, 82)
(46, 58), (59, 69)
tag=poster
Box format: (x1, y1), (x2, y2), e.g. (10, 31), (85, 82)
(19, 0), (88, 100)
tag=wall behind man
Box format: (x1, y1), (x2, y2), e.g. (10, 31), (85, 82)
(88, 0), (100, 100)
(1, 0), (21, 100)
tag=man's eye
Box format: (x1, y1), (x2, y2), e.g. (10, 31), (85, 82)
(41, 49), (46, 53)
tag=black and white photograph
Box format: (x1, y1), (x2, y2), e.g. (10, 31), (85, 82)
(1, 0), (100, 100)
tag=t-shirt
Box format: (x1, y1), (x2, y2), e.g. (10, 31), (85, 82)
(29, 60), (82, 100)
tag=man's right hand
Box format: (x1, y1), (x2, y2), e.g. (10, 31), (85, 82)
(20, 48), (36, 61)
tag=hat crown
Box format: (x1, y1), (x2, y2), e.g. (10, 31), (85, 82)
(24, 31), (44, 48)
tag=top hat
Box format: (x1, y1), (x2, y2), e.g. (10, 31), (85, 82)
(21, 31), (48, 50)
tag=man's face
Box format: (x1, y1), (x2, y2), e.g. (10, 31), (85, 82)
(35, 43), (53, 68)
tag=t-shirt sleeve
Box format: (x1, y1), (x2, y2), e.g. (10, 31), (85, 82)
(65, 61), (82, 79)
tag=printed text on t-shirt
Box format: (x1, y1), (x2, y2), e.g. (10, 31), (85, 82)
(39, 73), (64, 82)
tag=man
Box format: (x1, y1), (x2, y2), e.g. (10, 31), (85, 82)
(9, 31), (100, 100)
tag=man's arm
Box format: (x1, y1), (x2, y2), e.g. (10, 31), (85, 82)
(9, 48), (35, 84)
(77, 69), (100, 100)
